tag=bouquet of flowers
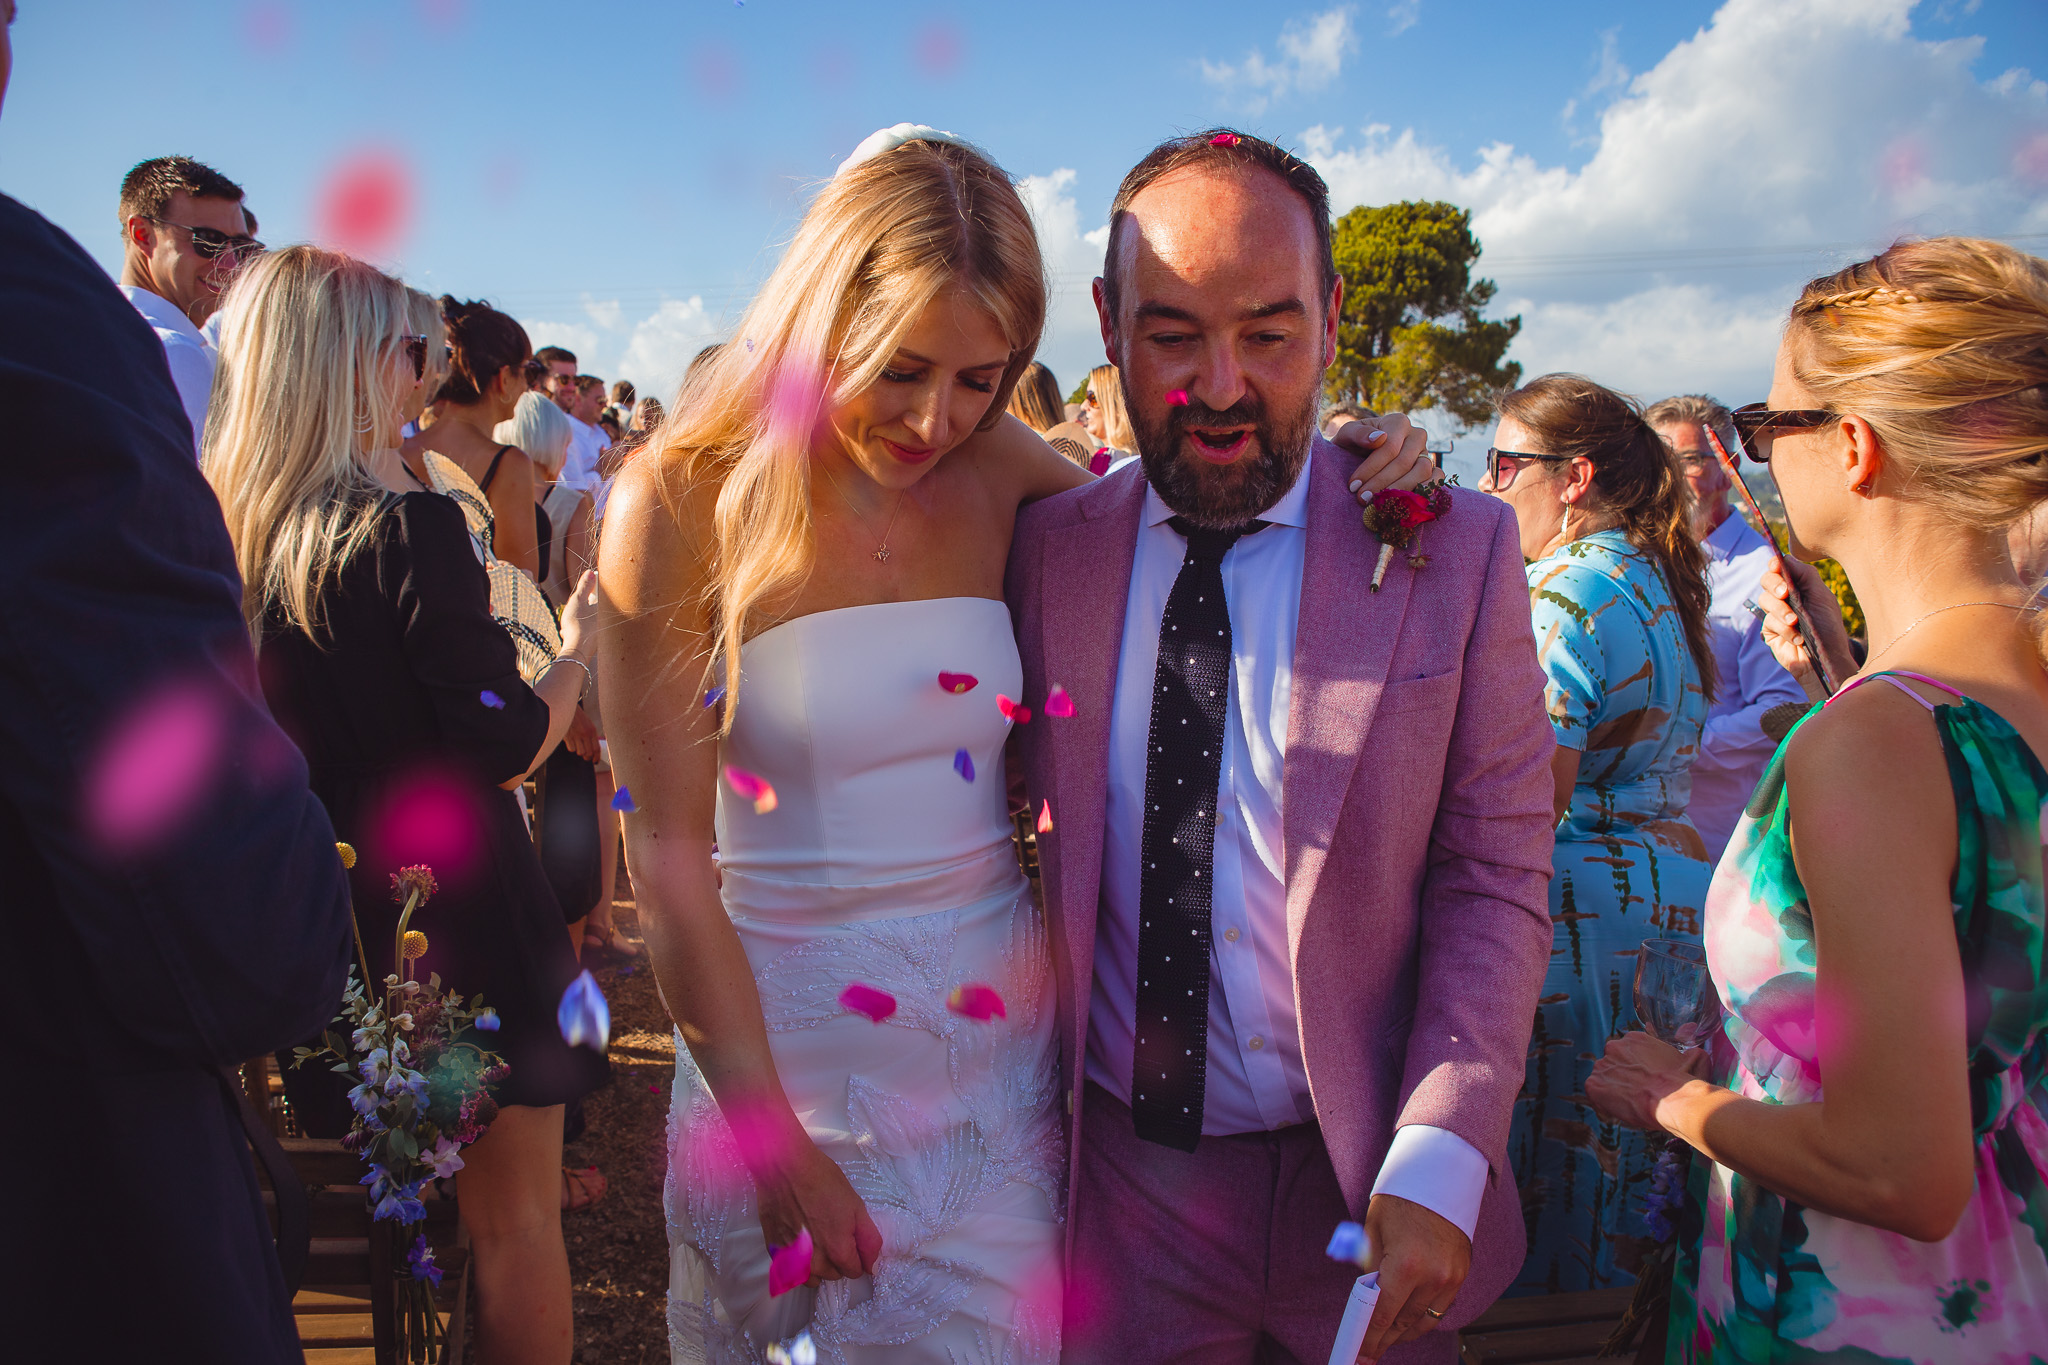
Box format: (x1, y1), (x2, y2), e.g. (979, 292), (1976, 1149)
(293, 852), (509, 1364)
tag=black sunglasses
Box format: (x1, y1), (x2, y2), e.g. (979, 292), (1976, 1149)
(1486, 447), (1573, 488)
(144, 216), (264, 262)
(399, 334), (428, 381)
(1729, 403), (1838, 462)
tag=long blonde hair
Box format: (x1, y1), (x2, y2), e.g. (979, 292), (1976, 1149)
(654, 136), (1046, 724)
(406, 286), (450, 412)
(1089, 363), (1135, 452)
(1786, 236), (2048, 528)
(203, 245), (413, 636)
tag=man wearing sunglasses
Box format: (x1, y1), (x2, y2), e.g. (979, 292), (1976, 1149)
(116, 156), (261, 458)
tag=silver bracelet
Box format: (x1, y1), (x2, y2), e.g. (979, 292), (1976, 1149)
(544, 654), (593, 700)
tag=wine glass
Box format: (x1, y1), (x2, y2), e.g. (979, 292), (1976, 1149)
(1633, 938), (1718, 1049)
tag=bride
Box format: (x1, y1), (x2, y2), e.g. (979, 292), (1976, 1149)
(600, 126), (1083, 1365)
(599, 125), (1430, 1364)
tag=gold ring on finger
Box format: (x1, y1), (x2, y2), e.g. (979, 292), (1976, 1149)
(1422, 1306), (1446, 1320)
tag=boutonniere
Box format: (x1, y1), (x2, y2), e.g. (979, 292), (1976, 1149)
(1362, 476), (1455, 591)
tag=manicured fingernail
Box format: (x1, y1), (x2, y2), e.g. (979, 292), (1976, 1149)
(1348, 479), (1363, 492)
(1369, 430), (1387, 443)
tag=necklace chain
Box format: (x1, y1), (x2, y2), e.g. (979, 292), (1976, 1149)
(1867, 600), (2031, 667)
(824, 470), (906, 563)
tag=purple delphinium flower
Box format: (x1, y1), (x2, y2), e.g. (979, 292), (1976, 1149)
(407, 1233), (444, 1287)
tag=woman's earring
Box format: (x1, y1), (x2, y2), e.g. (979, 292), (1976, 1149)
(1559, 500), (1573, 543)
(353, 406), (376, 435)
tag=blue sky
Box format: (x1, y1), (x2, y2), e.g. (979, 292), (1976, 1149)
(6, 0), (2044, 477)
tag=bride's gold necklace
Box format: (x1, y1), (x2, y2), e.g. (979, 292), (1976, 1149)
(824, 468), (906, 563)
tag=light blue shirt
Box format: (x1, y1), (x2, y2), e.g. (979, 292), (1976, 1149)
(1090, 449), (1487, 1237)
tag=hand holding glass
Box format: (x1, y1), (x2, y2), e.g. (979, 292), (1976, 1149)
(1634, 938), (1718, 1049)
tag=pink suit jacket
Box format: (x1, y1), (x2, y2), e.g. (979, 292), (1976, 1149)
(1004, 437), (1557, 1325)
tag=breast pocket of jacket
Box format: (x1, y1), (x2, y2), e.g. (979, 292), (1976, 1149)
(1362, 669), (1461, 794)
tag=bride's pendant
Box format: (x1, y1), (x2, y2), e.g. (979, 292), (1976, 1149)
(874, 544), (891, 563)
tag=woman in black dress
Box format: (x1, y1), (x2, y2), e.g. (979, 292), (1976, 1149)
(204, 244), (603, 1365)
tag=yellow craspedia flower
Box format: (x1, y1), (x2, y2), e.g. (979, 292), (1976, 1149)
(402, 930), (429, 961)
(336, 842), (357, 869)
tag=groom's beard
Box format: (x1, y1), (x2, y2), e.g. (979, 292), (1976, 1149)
(1133, 390), (1315, 530)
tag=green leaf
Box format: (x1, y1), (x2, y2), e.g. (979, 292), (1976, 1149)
(388, 1127), (418, 1161)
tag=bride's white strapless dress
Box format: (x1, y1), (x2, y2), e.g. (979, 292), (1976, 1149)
(665, 598), (1063, 1365)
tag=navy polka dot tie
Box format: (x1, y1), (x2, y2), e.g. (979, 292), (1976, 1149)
(1131, 516), (1268, 1151)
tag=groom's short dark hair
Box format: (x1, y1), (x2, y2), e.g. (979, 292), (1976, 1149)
(1100, 129), (1336, 324)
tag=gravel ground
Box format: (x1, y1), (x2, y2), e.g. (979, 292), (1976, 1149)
(562, 876), (676, 1363)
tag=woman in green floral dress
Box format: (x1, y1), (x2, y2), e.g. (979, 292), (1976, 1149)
(1484, 374), (1720, 1293)
(1587, 236), (2048, 1362)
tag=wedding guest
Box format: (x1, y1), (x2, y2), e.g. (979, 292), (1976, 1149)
(1321, 404), (1365, 439)
(560, 375), (612, 491)
(1083, 361), (1136, 470)
(1480, 373), (1716, 1294)
(116, 155), (261, 456)
(1590, 235), (2048, 1363)
(494, 388), (580, 596)
(1647, 394), (1808, 860)
(536, 344), (578, 403)
(205, 244), (609, 1365)
(608, 377), (636, 426)
(2, 60), (353, 1365)
(403, 298), (542, 577)
(402, 286), (450, 436)
(1006, 358), (1065, 431)
(630, 395), (664, 432)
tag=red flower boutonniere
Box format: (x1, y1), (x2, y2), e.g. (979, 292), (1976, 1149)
(1362, 477), (1455, 592)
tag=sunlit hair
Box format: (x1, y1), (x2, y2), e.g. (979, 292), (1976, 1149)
(1089, 363), (1135, 452)
(1643, 393), (1735, 452)
(203, 244), (412, 637)
(653, 135), (1046, 726)
(1006, 360), (1064, 432)
(405, 286), (449, 415)
(1496, 373), (1717, 702)
(495, 389), (574, 479)
(1785, 236), (2048, 529)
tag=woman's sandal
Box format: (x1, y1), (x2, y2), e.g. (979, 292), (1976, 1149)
(582, 924), (642, 962)
(561, 1164), (608, 1212)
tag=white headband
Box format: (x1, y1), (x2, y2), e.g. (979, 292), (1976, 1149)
(836, 123), (976, 178)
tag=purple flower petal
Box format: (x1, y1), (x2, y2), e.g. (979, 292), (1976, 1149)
(954, 749), (974, 782)
(480, 689), (506, 710)
(611, 786), (637, 813)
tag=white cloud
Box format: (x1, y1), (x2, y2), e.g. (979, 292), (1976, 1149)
(1202, 6), (1359, 116)
(581, 294), (624, 331)
(1560, 27), (1632, 132)
(517, 318), (601, 368)
(1298, 0), (2048, 419)
(1386, 1), (1420, 37)
(616, 297), (725, 400)
(1017, 168), (1111, 394)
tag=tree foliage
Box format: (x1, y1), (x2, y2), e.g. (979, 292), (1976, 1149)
(1326, 201), (1521, 429)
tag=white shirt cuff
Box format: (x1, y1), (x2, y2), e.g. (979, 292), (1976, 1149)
(1368, 1124), (1489, 1241)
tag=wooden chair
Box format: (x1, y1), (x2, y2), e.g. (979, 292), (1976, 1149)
(1456, 1287), (1640, 1365)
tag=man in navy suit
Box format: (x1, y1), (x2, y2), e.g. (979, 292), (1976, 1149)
(0, 6), (354, 1359)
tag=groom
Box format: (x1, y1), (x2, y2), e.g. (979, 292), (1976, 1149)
(1007, 131), (1555, 1363)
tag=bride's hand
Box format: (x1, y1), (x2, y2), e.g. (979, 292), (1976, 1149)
(757, 1137), (884, 1286)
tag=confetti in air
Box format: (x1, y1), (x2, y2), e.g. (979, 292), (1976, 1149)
(946, 983), (1007, 1021)
(768, 1229), (814, 1297)
(838, 982), (898, 1023)
(1165, 390), (1189, 407)
(1043, 685), (1076, 718)
(954, 749), (975, 782)
(479, 689), (505, 709)
(1036, 800), (1054, 834)
(724, 766), (779, 814)
(1326, 1221), (1371, 1268)
(315, 148), (413, 257)
(937, 671), (979, 694)
(703, 686), (726, 709)
(557, 970), (611, 1051)
(611, 786), (637, 813)
(996, 695), (1032, 724)
(1209, 132), (1241, 147)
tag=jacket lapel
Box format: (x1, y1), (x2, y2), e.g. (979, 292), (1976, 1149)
(1040, 468), (1144, 1065)
(1282, 438), (1415, 947)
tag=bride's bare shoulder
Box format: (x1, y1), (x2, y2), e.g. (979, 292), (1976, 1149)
(953, 412), (1092, 506)
(600, 448), (718, 609)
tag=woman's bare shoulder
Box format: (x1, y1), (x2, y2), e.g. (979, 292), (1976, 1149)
(601, 451), (718, 609)
(952, 413), (1092, 505)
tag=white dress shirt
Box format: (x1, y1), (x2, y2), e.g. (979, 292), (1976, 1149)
(1089, 449), (1489, 1238)
(560, 414), (610, 492)
(1688, 512), (1808, 860)
(123, 286), (213, 458)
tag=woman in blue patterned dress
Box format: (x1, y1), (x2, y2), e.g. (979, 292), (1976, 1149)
(1482, 374), (1718, 1293)
(1588, 237), (2048, 1361)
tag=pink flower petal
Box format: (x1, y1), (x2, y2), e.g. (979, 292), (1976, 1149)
(723, 766), (779, 814)
(768, 1227), (814, 1297)
(946, 983), (1007, 1022)
(1209, 132), (1241, 147)
(839, 982), (898, 1023)
(996, 695), (1032, 724)
(937, 671), (979, 694)
(1043, 685), (1076, 718)
(1036, 800), (1054, 835)
(954, 749), (975, 782)
(1165, 389), (1190, 407)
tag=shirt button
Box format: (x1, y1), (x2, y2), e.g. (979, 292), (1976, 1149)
(1248, 1035), (1265, 1051)
(1224, 928), (1240, 942)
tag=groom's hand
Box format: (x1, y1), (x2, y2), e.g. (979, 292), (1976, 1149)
(1356, 1192), (1470, 1361)
(1330, 413), (1436, 495)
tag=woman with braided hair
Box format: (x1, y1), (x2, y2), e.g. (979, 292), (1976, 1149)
(1588, 236), (2048, 1361)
